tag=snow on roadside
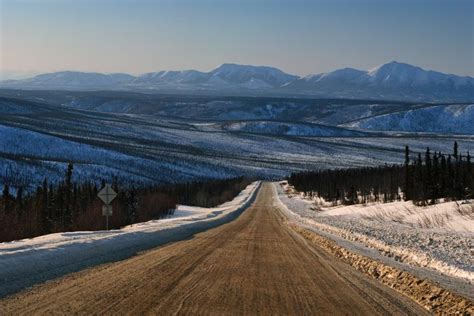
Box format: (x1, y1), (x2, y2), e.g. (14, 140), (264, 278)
(310, 197), (473, 233)
(273, 182), (473, 294)
(0, 182), (260, 298)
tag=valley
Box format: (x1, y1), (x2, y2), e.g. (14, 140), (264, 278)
(1, 90), (473, 190)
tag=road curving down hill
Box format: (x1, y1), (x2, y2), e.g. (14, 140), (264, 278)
(0, 183), (427, 315)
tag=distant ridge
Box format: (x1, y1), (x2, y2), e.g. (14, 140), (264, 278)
(1, 61), (473, 102)
(284, 61), (474, 102)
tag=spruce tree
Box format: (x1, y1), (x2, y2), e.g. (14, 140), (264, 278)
(16, 186), (23, 213)
(126, 188), (138, 224)
(440, 154), (447, 198)
(2, 184), (11, 213)
(41, 179), (49, 233)
(404, 145), (412, 200)
(2, 184), (10, 199)
(64, 163), (74, 228)
(415, 153), (424, 203)
(48, 183), (55, 225)
(453, 141), (458, 161)
(424, 148), (432, 203)
(432, 153), (439, 203)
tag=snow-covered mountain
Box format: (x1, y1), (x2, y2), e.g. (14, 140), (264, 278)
(132, 70), (208, 85)
(207, 64), (298, 88)
(1, 62), (473, 102)
(1, 64), (297, 92)
(285, 61), (474, 102)
(130, 64), (298, 90)
(3, 71), (135, 89)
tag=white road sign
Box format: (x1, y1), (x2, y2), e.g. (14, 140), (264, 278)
(98, 184), (117, 205)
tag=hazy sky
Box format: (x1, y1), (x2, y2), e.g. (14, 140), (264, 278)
(1, 0), (473, 77)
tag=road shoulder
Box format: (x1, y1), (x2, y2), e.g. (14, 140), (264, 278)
(274, 184), (473, 314)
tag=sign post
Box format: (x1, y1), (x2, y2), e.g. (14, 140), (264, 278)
(98, 184), (117, 230)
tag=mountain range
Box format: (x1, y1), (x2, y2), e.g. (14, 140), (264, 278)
(1, 62), (473, 102)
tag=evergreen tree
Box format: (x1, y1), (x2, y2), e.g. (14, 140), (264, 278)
(439, 154), (447, 198)
(48, 183), (55, 223)
(2, 184), (10, 199)
(431, 152), (439, 203)
(41, 179), (49, 233)
(415, 153), (424, 203)
(345, 185), (357, 205)
(289, 141), (472, 205)
(2, 184), (11, 213)
(16, 186), (24, 213)
(64, 163), (74, 228)
(454, 154), (464, 199)
(404, 146), (412, 200)
(126, 188), (138, 224)
(453, 141), (458, 161)
(424, 148), (432, 204)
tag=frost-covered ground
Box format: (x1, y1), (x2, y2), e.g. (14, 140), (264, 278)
(0, 182), (260, 298)
(346, 104), (474, 134)
(1, 95), (474, 190)
(273, 182), (474, 299)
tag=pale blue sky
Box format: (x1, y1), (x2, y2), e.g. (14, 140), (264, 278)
(1, 0), (473, 76)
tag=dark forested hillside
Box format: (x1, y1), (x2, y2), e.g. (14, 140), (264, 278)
(289, 142), (473, 205)
(0, 165), (251, 242)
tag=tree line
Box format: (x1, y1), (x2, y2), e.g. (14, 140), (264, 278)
(289, 142), (473, 206)
(0, 163), (252, 242)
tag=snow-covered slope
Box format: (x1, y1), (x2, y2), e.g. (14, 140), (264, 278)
(285, 61), (474, 102)
(1, 94), (474, 190)
(1, 89), (425, 125)
(133, 70), (208, 85)
(365, 62), (472, 88)
(3, 71), (135, 89)
(346, 104), (474, 134)
(0, 182), (260, 298)
(1, 64), (298, 92)
(207, 63), (298, 88)
(131, 64), (298, 90)
(292, 68), (367, 87)
(222, 121), (365, 137)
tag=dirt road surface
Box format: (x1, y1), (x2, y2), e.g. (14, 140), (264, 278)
(0, 183), (427, 315)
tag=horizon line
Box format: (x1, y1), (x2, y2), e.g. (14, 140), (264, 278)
(2, 60), (474, 81)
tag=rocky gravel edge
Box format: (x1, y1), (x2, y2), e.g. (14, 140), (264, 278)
(290, 224), (473, 315)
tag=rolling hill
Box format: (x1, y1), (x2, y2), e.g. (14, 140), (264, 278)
(1, 92), (473, 191)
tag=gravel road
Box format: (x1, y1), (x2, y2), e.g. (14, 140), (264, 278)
(0, 183), (427, 315)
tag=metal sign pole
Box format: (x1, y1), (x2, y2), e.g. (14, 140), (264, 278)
(98, 184), (117, 231)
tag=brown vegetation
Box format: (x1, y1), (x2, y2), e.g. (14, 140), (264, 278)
(0, 162), (251, 242)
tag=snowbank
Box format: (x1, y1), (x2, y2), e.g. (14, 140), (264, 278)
(273, 182), (474, 299)
(0, 182), (260, 298)
(302, 196), (474, 233)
